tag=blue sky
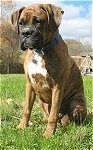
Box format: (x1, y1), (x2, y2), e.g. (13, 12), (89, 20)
(13, 0), (92, 46)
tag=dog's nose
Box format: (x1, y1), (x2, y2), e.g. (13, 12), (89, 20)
(22, 28), (33, 38)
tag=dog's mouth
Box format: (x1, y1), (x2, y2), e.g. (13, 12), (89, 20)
(20, 31), (43, 51)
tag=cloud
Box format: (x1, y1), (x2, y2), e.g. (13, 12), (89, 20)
(14, 0), (57, 8)
(60, 17), (91, 37)
(59, 3), (92, 45)
(62, 4), (85, 19)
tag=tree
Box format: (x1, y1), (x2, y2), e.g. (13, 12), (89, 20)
(0, 1), (23, 73)
(1, 0), (15, 20)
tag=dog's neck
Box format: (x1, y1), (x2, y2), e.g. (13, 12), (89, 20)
(34, 31), (62, 55)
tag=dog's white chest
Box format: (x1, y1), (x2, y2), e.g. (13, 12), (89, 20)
(27, 52), (47, 83)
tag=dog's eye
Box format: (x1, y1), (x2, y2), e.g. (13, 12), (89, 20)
(33, 17), (43, 27)
(36, 18), (43, 24)
(19, 21), (23, 25)
(19, 20), (25, 26)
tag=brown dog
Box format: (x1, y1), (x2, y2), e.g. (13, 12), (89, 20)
(11, 4), (87, 138)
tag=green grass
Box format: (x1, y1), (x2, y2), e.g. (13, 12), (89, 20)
(0, 74), (93, 150)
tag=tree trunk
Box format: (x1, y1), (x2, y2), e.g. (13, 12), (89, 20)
(6, 63), (10, 74)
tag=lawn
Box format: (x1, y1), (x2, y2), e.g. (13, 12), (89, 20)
(0, 74), (93, 150)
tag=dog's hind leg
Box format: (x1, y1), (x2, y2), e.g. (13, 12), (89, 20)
(69, 97), (87, 124)
(60, 114), (70, 127)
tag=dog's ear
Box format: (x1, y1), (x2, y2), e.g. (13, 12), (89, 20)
(11, 7), (25, 34)
(41, 4), (64, 33)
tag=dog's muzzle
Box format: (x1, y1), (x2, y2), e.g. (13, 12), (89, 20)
(20, 27), (43, 51)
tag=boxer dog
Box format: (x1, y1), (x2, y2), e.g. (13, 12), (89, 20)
(11, 4), (87, 138)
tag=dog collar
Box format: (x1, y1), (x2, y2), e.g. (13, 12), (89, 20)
(50, 34), (61, 48)
(35, 34), (61, 55)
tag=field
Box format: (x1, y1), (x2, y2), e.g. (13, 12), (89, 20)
(0, 74), (93, 150)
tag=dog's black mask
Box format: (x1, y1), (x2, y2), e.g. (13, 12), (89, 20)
(20, 27), (43, 51)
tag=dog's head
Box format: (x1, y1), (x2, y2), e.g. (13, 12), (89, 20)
(11, 4), (64, 51)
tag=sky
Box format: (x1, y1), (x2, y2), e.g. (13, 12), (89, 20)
(1, 0), (93, 47)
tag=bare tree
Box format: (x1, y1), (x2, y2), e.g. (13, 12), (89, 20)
(0, 1), (21, 73)
(0, 21), (20, 73)
(1, 0), (15, 20)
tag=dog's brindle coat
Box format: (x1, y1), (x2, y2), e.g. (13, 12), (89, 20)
(11, 4), (87, 138)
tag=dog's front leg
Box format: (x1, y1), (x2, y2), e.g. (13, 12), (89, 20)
(43, 85), (63, 138)
(17, 80), (36, 129)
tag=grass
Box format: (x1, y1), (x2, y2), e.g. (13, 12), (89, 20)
(0, 74), (93, 150)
